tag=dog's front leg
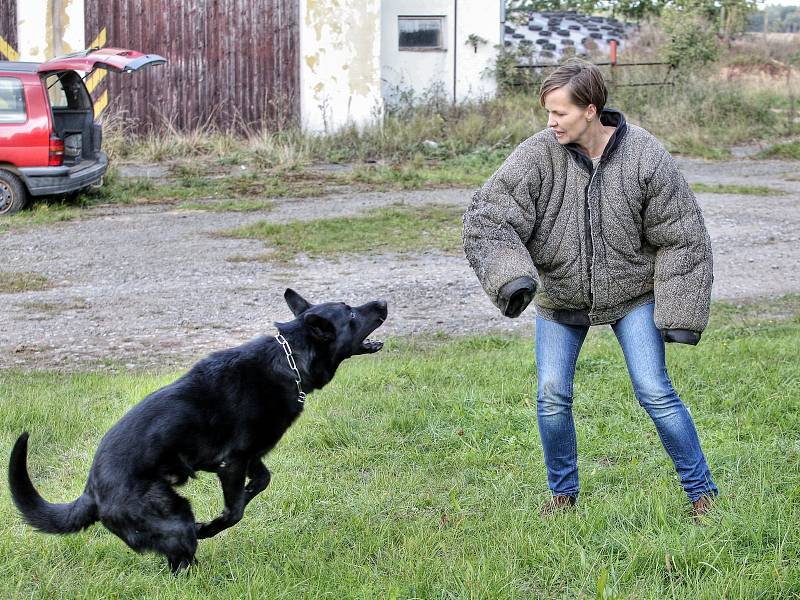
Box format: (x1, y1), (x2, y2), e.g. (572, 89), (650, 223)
(195, 461), (248, 539)
(244, 459), (271, 505)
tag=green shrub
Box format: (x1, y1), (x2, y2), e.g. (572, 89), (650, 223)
(660, 7), (720, 69)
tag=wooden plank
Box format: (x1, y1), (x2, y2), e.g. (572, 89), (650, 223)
(84, 0), (300, 133)
(0, 0), (18, 58)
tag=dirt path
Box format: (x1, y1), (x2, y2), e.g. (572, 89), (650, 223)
(2, 157), (798, 370)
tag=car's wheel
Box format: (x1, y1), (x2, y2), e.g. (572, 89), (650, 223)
(0, 170), (28, 216)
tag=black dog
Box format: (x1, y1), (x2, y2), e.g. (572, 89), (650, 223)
(8, 289), (387, 572)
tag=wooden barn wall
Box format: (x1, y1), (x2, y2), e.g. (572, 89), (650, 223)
(84, 0), (299, 132)
(0, 0), (18, 55)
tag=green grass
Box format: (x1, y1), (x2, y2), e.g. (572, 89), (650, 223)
(221, 204), (464, 262)
(0, 202), (83, 231)
(342, 149), (508, 190)
(662, 135), (733, 160)
(0, 271), (52, 294)
(90, 171), (331, 206)
(0, 170), (332, 229)
(176, 199), (277, 213)
(1, 313), (799, 597)
(690, 182), (784, 196)
(756, 141), (800, 160)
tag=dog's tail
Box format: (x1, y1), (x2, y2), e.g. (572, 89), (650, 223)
(8, 432), (98, 534)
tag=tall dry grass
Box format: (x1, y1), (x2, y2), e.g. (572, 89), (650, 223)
(102, 34), (798, 169)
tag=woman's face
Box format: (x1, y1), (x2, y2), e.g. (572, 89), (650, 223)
(543, 86), (596, 146)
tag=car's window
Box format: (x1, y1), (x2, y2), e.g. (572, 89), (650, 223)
(45, 74), (70, 108)
(0, 77), (27, 124)
(44, 72), (90, 110)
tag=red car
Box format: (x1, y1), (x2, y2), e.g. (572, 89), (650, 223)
(0, 48), (165, 215)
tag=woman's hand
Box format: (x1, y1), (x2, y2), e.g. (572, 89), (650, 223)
(661, 329), (701, 345)
(500, 277), (537, 318)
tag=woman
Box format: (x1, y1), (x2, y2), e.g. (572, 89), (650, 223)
(462, 59), (718, 518)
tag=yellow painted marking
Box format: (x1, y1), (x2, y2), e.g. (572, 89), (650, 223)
(86, 29), (109, 98)
(86, 69), (107, 93)
(0, 36), (20, 61)
(93, 90), (108, 118)
(90, 28), (107, 50)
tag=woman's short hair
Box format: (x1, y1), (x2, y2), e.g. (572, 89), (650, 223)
(539, 59), (608, 112)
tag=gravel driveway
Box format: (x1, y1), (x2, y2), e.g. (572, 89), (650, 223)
(2, 157), (798, 370)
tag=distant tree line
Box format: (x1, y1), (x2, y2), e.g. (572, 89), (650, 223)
(747, 6), (800, 33)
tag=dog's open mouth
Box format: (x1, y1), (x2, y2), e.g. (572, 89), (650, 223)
(361, 337), (384, 353)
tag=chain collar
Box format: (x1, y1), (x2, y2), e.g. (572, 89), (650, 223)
(274, 334), (307, 405)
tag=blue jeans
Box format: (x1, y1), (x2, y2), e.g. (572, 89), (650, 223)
(535, 302), (718, 501)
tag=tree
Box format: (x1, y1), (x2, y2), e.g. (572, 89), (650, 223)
(609, 0), (667, 22)
(506, 0), (757, 28)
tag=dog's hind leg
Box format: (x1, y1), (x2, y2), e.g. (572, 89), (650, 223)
(196, 459), (270, 540)
(244, 459), (271, 505)
(106, 483), (198, 574)
(196, 461), (248, 540)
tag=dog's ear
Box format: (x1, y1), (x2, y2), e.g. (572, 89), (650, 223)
(285, 288), (312, 316)
(303, 313), (335, 343)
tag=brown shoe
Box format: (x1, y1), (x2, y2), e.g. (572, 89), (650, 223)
(540, 495), (577, 517)
(691, 495), (714, 523)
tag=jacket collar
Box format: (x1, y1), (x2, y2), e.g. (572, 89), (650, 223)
(563, 108), (628, 173)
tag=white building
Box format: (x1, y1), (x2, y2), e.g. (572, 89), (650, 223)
(299, 0), (504, 132)
(380, 1), (504, 107)
(2, 0), (504, 133)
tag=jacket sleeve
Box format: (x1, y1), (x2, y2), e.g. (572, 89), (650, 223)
(643, 149), (713, 333)
(462, 154), (540, 315)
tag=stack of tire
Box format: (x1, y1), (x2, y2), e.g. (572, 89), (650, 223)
(504, 10), (631, 62)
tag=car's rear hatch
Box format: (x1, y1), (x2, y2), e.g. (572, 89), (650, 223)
(37, 48), (166, 75)
(38, 48), (165, 167)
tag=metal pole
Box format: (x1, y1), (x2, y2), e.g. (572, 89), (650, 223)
(609, 39), (617, 88)
(453, 0), (458, 104)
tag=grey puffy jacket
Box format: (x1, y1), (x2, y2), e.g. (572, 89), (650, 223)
(462, 110), (713, 341)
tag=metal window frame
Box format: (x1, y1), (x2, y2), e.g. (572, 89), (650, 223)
(0, 76), (27, 124)
(398, 16), (447, 51)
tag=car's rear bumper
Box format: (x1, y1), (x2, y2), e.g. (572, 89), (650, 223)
(19, 152), (108, 196)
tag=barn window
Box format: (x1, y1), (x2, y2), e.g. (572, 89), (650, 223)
(0, 77), (26, 124)
(398, 17), (445, 50)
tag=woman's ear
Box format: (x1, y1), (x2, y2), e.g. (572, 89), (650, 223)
(585, 104), (597, 122)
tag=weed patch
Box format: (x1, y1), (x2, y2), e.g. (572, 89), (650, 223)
(220, 204), (463, 262)
(0, 272), (52, 294)
(177, 199), (276, 213)
(756, 141), (800, 160)
(690, 183), (784, 196)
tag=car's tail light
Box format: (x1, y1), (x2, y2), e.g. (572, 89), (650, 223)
(48, 135), (65, 167)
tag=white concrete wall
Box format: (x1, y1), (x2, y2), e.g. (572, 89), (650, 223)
(17, 0), (85, 62)
(299, 0), (384, 134)
(454, 0), (502, 101)
(381, 0), (502, 105)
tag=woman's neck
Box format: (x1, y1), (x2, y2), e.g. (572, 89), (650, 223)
(576, 120), (615, 159)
